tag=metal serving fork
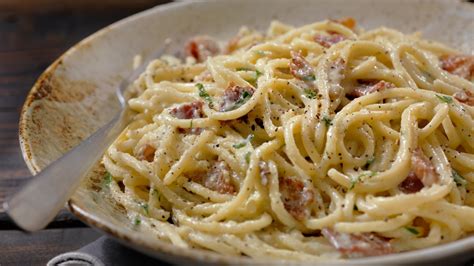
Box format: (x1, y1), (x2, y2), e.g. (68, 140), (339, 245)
(4, 39), (172, 232)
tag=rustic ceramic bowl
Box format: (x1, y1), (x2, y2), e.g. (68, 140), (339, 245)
(19, 0), (474, 264)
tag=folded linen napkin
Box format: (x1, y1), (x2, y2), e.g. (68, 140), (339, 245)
(47, 236), (170, 266)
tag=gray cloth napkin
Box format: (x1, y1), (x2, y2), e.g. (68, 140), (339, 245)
(47, 236), (170, 266)
(47, 236), (474, 266)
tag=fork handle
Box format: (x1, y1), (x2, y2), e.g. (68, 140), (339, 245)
(4, 110), (128, 232)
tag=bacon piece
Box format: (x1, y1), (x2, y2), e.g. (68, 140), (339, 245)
(411, 148), (439, 187)
(289, 51), (315, 81)
(440, 54), (474, 80)
(413, 217), (430, 237)
(321, 228), (393, 258)
(398, 172), (424, 194)
(190, 161), (235, 194)
(220, 84), (254, 112)
(279, 176), (314, 221)
(314, 33), (346, 48)
(399, 148), (439, 193)
(259, 161), (270, 186)
(138, 144), (156, 162)
(185, 36), (221, 63)
(170, 101), (204, 134)
(226, 35), (240, 54)
(170, 101), (204, 119)
(453, 90), (474, 106)
(348, 80), (395, 98)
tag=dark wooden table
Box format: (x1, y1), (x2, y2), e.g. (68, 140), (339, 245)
(1, 1), (473, 265)
(0, 2), (169, 264)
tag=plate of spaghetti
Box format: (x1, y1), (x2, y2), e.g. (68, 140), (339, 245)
(19, 0), (474, 264)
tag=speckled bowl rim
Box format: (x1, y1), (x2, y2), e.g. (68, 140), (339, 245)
(18, 1), (474, 265)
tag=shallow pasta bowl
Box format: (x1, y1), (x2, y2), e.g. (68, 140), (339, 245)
(18, 0), (474, 264)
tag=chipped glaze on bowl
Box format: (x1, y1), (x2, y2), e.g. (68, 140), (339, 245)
(19, 0), (474, 264)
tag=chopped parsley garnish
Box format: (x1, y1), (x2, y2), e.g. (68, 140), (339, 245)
(196, 83), (213, 108)
(232, 90), (253, 109)
(152, 189), (161, 202)
(304, 88), (317, 99)
(133, 216), (141, 226)
(190, 119), (193, 128)
(236, 67), (251, 71)
(350, 171), (376, 190)
(233, 134), (254, 149)
(322, 116), (333, 127)
(139, 202), (149, 216)
(435, 94), (453, 104)
(196, 82), (204, 90)
(233, 142), (246, 149)
(404, 226), (419, 235)
(245, 152), (251, 164)
(349, 178), (358, 190)
(452, 170), (467, 187)
(255, 69), (263, 78)
(102, 172), (113, 187)
(302, 74), (316, 81)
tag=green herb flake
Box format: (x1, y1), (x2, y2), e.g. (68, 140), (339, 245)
(102, 172), (113, 187)
(233, 142), (246, 149)
(242, 90), (252, 100)
(152, 189), (161, 202)
(232, 90), (253, 110)
(245, 152), (251, 164)
(255, 69), (263, 78)
(349, 177), (359, 190)
(322, 116), (333, 127)
(190, 119), (193, 128)
(236, 67), (251, 71)
(233, 134), (254, 149)
(139, 202), (149, 216)
(195, 83), (204, 90)
(133, 216), (141, 226)
(304, 88), (317, 99)
(436, 94), (453, 104)
(302, 74), (316, 82)
(350, 171), (376, 190)
(404, 226), (419, 235)
(196, 83), (213, 107)
(452, 170), (467, 187)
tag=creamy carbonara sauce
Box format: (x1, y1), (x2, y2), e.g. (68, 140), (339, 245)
(102, 19), (474, 260)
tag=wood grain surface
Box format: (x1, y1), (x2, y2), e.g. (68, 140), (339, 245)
(0, 0), (169, 217)
(0, 1), (169, 265)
